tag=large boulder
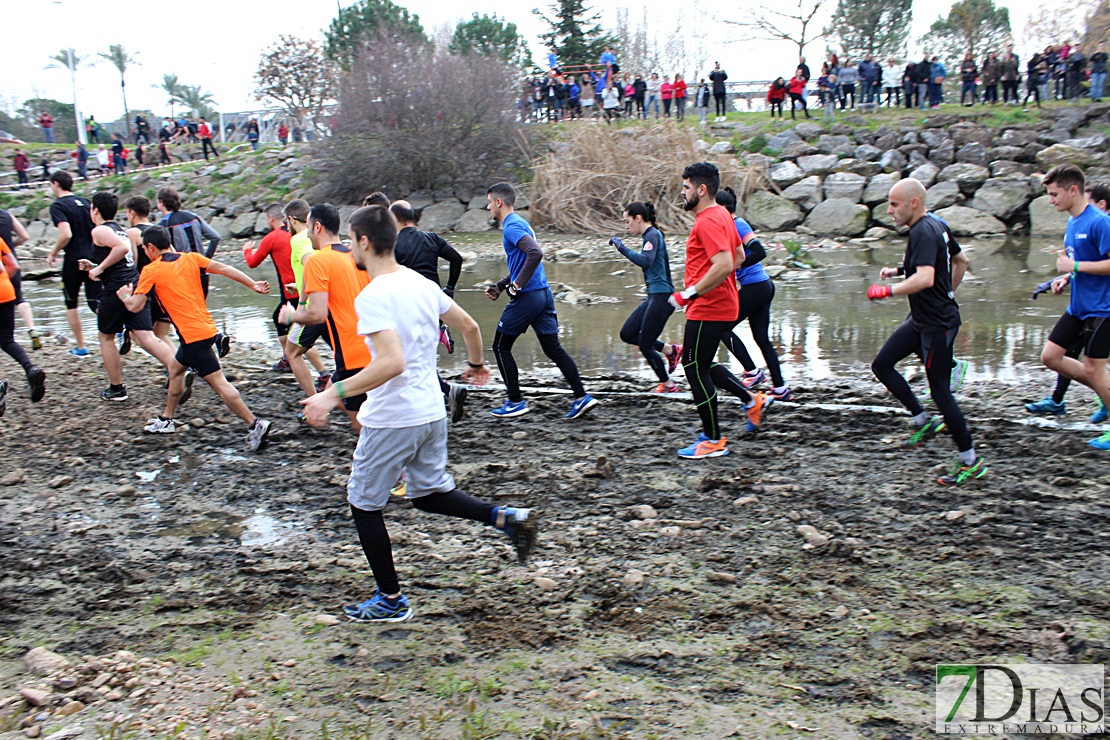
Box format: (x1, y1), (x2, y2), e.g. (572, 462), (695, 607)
(874, 132), (900, 151)
(933, 206), (1007, 236)
(968, 178), (1035, 222)
(817, 134), (854, 156)
(949, 123), (993, 148)
(920, 129), (950, 148)
(794, 121), (827, 140)
(709, 140), (736, 154)
(454, 209), (495, 232)
(908, 162), (940, 188)
(863, 173), (901, 206)
(767, 130), (802, 150)
(797, 154), (840, 176)
(768, 160), (805, 187)
(1038, 129), (1074, 146)
(926, 181), (965, 210)
(782, 176), (823, 211)
(938, 163), (991, 195)
(803, 198), (870, 236)
(405, 191), (435, 212)
(1036, 144), (1106, 170)
(871, 201), (899, 230)
(253, 212), (271, 235)
(745, 191), (805, 231)
(229, 212), (257, 238)
(822, 172), (866, 202)
(780, 140), (819, 158)
(879, 149), (908, 174)
(854, 144), (883, 162)
(847, 161), (883, 178)
(989, 145), (1027, 163)
(1029, 195), (1070, 235)
(1064, 133), (1108, 149)
(990, 160), (1032, 177)
(928, 139), (956, 168)
(956, 142), (989, 167)
(209, 216), (233, 239)
(1000, 129), (1038, 146)
(418, 200), (466, 231)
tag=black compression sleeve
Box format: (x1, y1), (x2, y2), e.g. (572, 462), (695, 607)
(739, 238), (766, 269)
(437, 236), (463, 290)
(513, 235), (544, 289)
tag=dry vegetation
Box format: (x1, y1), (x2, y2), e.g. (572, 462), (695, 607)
(529, 122), (769, 234)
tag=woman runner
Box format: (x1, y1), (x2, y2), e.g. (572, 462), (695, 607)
(609, 201), (683, 392)
(715, 187), (791, 401)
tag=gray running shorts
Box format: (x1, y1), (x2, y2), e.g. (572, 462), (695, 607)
(347, 417), (455, 512)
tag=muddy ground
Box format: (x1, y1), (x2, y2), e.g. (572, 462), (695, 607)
(1, 343), (1109, 739)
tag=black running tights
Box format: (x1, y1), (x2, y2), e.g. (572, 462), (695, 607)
(351, 490), (495, 595)
(619, 294), (674, 383)
(683, 319), (753, 440)
(492, 330), (586, 403)
(871, 319), (972, 452)
(720, 279), (784, 388)
(0, 303), (32, 376)
(1053, 338), (1086, 403)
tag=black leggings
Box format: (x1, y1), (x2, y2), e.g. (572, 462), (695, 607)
(1052, 336), (1087, 404)
(769, 100), (783, 117)
(1002, 80), (1019, 103)
(619, 294), (674, 383)
(351, 490), (495, 596)
(789, 93), (809, 118)
(1023, 82), (1042, 107)
(683, 319), (753, 440)
(721, 280), (784, 388)
(714, 93), (727, 116)
(871, 319), (972, 452)
(0, 302), (33, 376)
(492, 330), (586, 403)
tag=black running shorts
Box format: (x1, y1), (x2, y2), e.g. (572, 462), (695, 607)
(176, 336), (221, 378)
(1048, 312), (1110, 360)
(290, 321), (329, 350)
(62, 258), (102, 311)
(97, 289), (153, 334)
(332, 366), (367, 412)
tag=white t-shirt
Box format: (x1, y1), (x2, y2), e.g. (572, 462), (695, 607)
(354, 266), (452, 428)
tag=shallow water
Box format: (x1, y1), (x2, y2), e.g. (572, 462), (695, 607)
(19, 233), (1072, 386)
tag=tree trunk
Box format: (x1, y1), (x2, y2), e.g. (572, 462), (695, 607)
(121, 77), (131, 140)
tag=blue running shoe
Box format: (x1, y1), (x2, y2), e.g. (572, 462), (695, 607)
(68, 347), (89, 357)
(345, 591), (413, 623)
(677, 433), (729, 459)
(490, 399), (529, 418)
(565, 393), (598, 420)
(1092, 401), (1108, 424)
(1089, 431), (1110, 450)
(1025, 397), (1066, 415)
(494, 506), (540, 563)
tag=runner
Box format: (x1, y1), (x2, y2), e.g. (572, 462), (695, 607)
(0, 208), (41, 350)
(300, 205), (538, 623)
(243, 204), (301, 371)
(868, 178), (984, 485)
(714, 187), (791, 401)
(388, 200), (468, 421)
(1037, 165), (1110, 450)
(280, 199), (331, 397)
(484, 182), (597, 420)
(1025, 180), (1110, 422)
(609, 201), (682, 393)
(82, 192), (178, 402)
(0, 236), (45, 406)
(279, 204), (370, 431)
(116, 225), (272, 451)
(672, 162), (767, 459)
(46, 171), (99, 357)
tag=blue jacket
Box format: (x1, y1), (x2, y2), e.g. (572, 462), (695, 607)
(858, 60), (879, 83)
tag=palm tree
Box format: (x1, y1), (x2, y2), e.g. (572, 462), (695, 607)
(156, 74), (185, 117)
(178, 85), (218, 119)
(46, 48), (92, 144)
(99, 44), (139, 139)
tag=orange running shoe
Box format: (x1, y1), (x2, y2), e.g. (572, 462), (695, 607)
(745, 392), (769, 432)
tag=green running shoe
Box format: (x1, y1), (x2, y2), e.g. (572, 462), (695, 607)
(937, 457), (988, 486)
(949, 359), (969, 393)
(904, 416), (946, 449)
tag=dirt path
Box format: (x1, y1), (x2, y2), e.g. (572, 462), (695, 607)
(1, 346), (1109, 739)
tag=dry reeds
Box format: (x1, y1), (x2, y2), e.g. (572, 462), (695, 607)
(528, 121), (768, 234)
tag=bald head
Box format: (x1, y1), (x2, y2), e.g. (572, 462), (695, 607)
(390, 200), (415, 226)
(887, 178), (927, 228)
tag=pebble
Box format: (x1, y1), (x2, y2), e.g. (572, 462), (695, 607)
(48, 475), (74, 489)
(622, 570), (645, 586)
(314, 614), (339, 626)
(23, 648), (71, 676)
(117, 485), (137, 495)
(190, 418), (207, 428)
(18, 688), (50, 707)
(658, 526), (681, 537)
(629, 505), (658, 520)
(23, 726), (41, 739)
(830, 604), (850, 619)
(54, 677), (77, 690)
(534, 577), (559, 591)
(1, 469), (26, 485)
(706, 571), (737, 584)
(944, 510), (965, 521)
(582, 689), (599, 701)
(57, 700), (85, 716)
(796, 524), (830, 546)
(733, 495), (759, 507)
(511, 431), (527, 440)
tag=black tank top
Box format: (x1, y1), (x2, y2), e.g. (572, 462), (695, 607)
(93, 221), (139, 288)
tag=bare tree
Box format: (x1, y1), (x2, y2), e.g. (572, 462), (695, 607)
(723, 0), (833, 62)
(613, 7), (661, 74)
(255, 36), (337, 132)
(1024, 0), (1096, 51)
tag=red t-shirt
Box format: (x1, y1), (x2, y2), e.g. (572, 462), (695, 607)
(673, 80), (688, 99)
(198, 123), (211, 139)
(684, 204), (740, 322)
(244, 228), (295, 298)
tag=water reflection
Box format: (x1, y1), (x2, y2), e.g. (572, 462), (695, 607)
(20, 235), (1071, 385)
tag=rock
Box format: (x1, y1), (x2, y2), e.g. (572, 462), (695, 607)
(847, 161), (883, 178)
(938, 163), (990, 195)
(216, 163), (241, 178)
(865, 226), (896, 239)
(908, 162), (940, 188)
(822, 173), (866, 203)
(1, 469), (26, 485)
(1000, 128), (1038, 146)
(817, 134), (854, 156)
(19, 688), (51, 706)
(116, 484), (136, 495)
(905, 149), (930, 168)
(534, 577), (559, 592)
(622, 570), (645, 587)
(1029, 195), (1071, 235)
(796, 524), (829, 546)
(779, 140), (819, 159)
(733, 495), (759, 507)
(781, 176), (823, 212)
(229, 212), (257, 238)
(794, 121), (827, 140)
(1036, 144), (1105, 170)
(926, 181), (965, 211)
(1064, 133), (1108, 149)
(989, 145), (1027, 163)
(314, 614), (339, 626)
(830, 604), (851, 619)
(767, 130), (801, 150)
(709, 140), (735, 154)
(928, 139), (956, 168)
(453, 209), (494, 232)
(744, 191), (804, 231)
(933, 206), (1007, 236)
(944, 510), (965, 521)
(803, 199), (870, 236)
(990, 160), (1031, 177)
(1038, 128), (1074, 146)
(949, 123), (993, 148)
(797, 154), (839, 177)
(874, 132), (900, 151)
(768, 160), (804, 187)
(919, 129), (949, 148)
(706, 571), (737, 584)
(405, 191), (434, 212)
(24, 725), (41, 738)
(862, 173), (901, 206)
(878, 149), (908, 174)
(57, 700), (84, 717)
(968, 178), (1034, 221)
(253, 212), (271, 235)
(209, 216), (233, 240)
(629, 504), (658, 520)
(417, 200), (465, 232)
(48, 475), (73, 489)
(853, 144), (883, 162)
(871, 201), (899, 230)
(955, 142), (989, 166)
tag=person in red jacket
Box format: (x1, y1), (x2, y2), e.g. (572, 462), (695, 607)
(788, 71), (811, 119)
(197, 117), (219, 160)
(278, 123), (289, 146)
(39, 111), (55, 144)
(13, 151), (30, 189)
(660, 76), (674, 117)
(767, 78), (787, 117)
(243, 203), (307, 372)
(673, 74), (688, 121)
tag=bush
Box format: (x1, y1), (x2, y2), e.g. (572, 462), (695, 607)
(746, 133), (768, 153)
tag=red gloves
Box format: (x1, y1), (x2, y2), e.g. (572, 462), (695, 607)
(868, 284), (893, 301)
(670, 291), (690, 308)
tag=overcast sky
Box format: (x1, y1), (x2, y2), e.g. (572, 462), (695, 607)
(5, 0), (1055, 122)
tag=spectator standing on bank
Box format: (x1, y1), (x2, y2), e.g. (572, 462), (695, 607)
(915, 55), (932, 110)
(1000, 48), (1021, 105)
(884, 59), (901, 106)
(1053, 45), (1069, 99)
(1067, 45), (1086, 100)
(1025, 52), (1047, 108)
(622, 74), (635, 117)
(798, 56), (811, 102)
(646, 73), (661, 118)
(278, 122), (289, 145)
(73, 141), (89, 181)
(858, 55), (879, 108)
(709, 62), (728, 120)
(13, 150), (29, 189)
(788, 70), (811, 119)
(198, 117), (219, 160)
(929, 56), (946, 108)
(602, 81), (621, 123)
(111, 134), (127, 175)
(567, 76), (581, 119)
(39, 111), (54, 144)
(767, 77), (786, 118)
(694, 79), (711, 123)
(1090, 43), (1108, 101)
(981, 51), (1000, 104)
(674, 74), (688, 121)
(247, 119), (261, 151)
(902, 62), (917, 108)
(960, 53), (978, 105)
(633, 74), (647, 118)
(661, 76), (674, 117)
(818, 64), (836, 123)
(839, 59), (857, 109)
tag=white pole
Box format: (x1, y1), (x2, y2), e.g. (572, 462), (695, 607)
(70, 48), (86, 146)
(219, 111), (226, 143)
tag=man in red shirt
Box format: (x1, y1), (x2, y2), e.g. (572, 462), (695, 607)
(672, 162), (769, 459)
(673, 74), (688, 121)
(39, 111), (55, 144)
(13, 151), (29, 189)
(197, 117), (219, 160)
